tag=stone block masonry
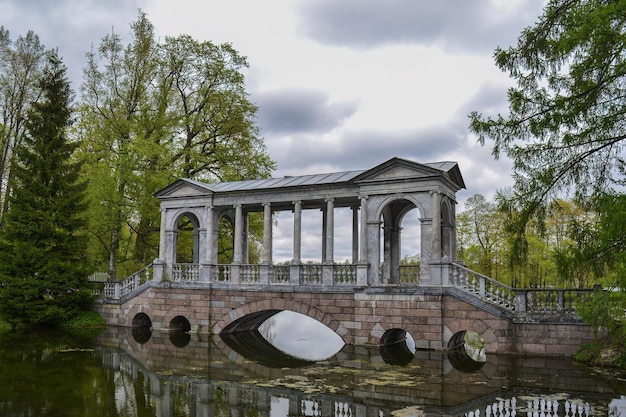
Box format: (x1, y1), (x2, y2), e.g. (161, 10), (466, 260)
(93, 282), (598, 356)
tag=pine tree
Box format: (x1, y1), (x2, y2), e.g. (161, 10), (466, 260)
(0, 50), (91, 328)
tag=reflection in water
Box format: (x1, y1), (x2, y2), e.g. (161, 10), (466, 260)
(169, 329), (191, 348)
(0, 327), (624, 417)
(448, 330), (486, 363)
(379, 330), (416, 366)
(256, 310), (345, 361)
(131, 326), (151, 344)
(447, 350), (485, 372)
(220, 330), (314, 368)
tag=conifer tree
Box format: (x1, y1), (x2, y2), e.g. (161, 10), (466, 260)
(0, 51), (91, 328)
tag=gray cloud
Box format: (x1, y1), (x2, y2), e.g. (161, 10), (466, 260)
(1, 0), (147, 90)
(296, 0), (544, 54)
(255, 88), (358, 134)
(268, 124), (466, 176)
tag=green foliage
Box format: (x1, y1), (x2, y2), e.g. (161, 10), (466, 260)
(62, 310), (106, 329)
(0, 27), (48, 229)
(78, 11), (274, 278)
(576, 289), (624, 337)
(469, 0), (626, 263)
(0, 51), (92, 329)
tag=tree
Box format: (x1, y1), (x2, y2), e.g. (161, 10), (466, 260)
(78, 11), (275, 278)
(0, 28), (48, 229)
(0, 51), (91, 328)
(469, 0), (625, 334)
(469, 0), (626, 260)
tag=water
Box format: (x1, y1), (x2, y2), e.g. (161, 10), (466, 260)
(0, 326), (624, 417)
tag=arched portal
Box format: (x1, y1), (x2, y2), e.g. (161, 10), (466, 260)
(379, 199), (422, 284)
(174, 213), (200, 264)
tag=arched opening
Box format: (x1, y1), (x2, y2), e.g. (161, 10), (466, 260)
(441, 198), (455, 261)
(217, 216), (234, 264)
(175, 213), (200, 264)
(131, 313), (152, 344)
(379, 328), (416, 365)
(169, 315), (191, 332)
(221, 310), (344, 365)
(379, 199), (421, 284)
(447, 330), (486, 372)
(132, 312), (152, 328)
(169, 315), (192, 348)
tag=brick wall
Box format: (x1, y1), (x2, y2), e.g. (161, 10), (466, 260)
(93, 284), (597, 355)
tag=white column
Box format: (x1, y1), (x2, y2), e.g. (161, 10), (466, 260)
(359, 196), (368, 262)
(431, 191), (442, 262)
(233, 204), (243, 264)
(351, 206), (359, 263)
(206, 206), (217, 264)
(263, 202), (272, 264)
(325, 198), (334, 263)
(158, 208), (166, 260)
(293, 200), (302, 263)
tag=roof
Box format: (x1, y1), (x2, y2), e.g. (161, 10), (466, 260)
(155, 157), (465, 198)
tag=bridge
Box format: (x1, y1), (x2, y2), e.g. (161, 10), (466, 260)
(93, 157), (597, 356)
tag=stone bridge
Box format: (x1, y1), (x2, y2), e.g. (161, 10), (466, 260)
(93, 157), (597, 356)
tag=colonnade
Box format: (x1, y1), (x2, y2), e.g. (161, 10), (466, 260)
(155, 158), (465, 286)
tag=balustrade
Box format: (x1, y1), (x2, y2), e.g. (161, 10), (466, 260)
(240, 265), (260, 283)
(399, 266), (420, 285)
(96, 261), (597, 323)
(171, 264), (199, 282)
(333, 264), (356, 285)
(301, 264), (322, 284)
(98, 263), (155, 300)
(271, 265), (290, 284)
(450, 262), (515, 311)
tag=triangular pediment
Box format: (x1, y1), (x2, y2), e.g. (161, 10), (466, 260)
(353, 157), (465, 190)
(354, 158), (441, 182)
(154, 178), (214, 199)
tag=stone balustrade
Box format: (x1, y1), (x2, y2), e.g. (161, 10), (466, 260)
(95, 261), (594, 323)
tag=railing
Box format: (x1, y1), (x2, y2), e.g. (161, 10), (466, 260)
(212, 265), (231, 282)
(399, 265), (420, 285)
(98, 261), (596, 322)
(333, 264), (356, 285)
(172, 264), (199, 281)
(301, 264), (322, 284)
(450, 262), (516, 311)
(241, 265), (259, 283)
(271, 265), (290, 284)
(99, 263), (155, 299)
(519, 288), (592, 314)
(450, 262), (594, 317)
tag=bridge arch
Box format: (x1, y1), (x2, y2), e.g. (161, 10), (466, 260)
(213, 298), (341, 337)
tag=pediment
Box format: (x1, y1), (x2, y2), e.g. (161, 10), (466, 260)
(353, 157), (465, 190)
(354, 158), (440, 182)
(154, 179), (214, 199)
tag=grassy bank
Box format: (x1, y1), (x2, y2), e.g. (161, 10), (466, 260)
(0, 310), (106, 334)
(574, 329), (626, 369)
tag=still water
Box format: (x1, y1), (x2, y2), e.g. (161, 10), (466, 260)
(0, 325), (624, 417)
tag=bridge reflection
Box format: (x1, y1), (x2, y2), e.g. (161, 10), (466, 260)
(94, 327), (621, 417)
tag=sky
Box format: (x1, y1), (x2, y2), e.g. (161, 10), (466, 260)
(1, 0), (547, 261)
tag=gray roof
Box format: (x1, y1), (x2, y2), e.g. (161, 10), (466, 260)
(157, 158), (465, 196)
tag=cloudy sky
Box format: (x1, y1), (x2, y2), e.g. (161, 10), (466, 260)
(2, 0), (546, 261)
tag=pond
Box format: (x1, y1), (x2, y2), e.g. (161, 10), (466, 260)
(0, 325), (624, 417)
